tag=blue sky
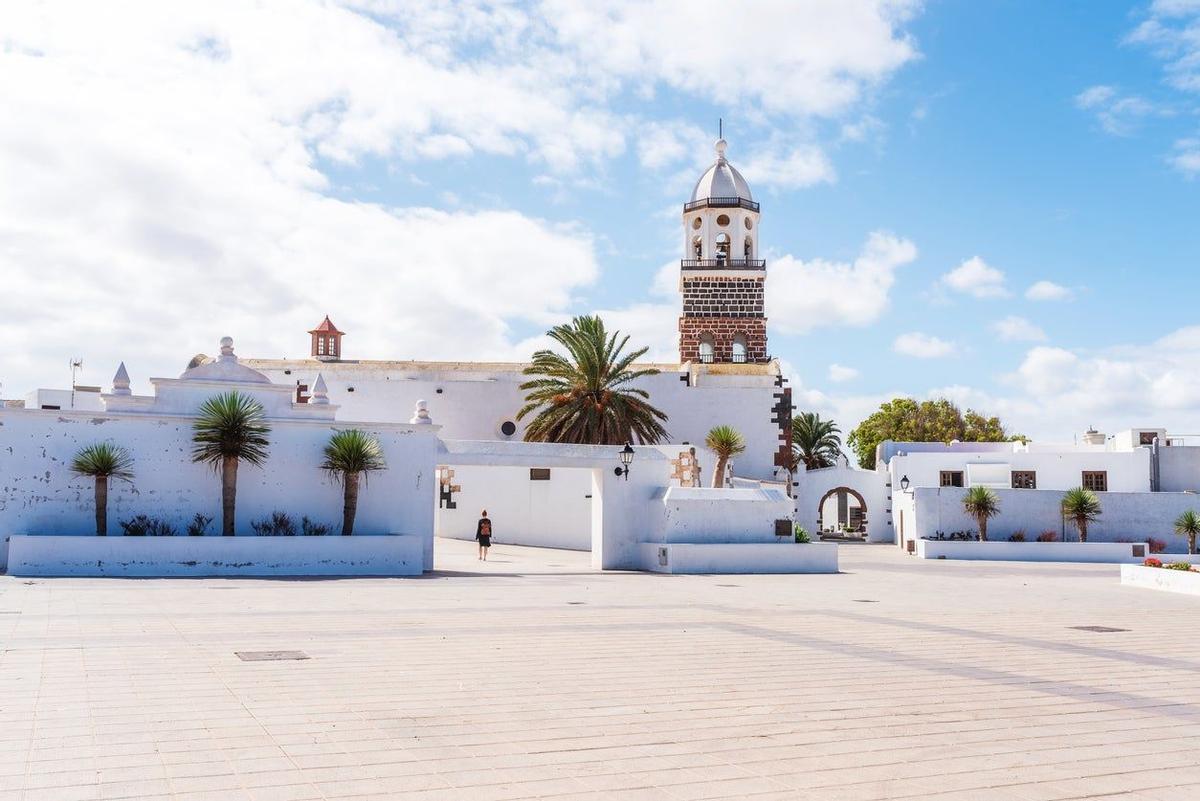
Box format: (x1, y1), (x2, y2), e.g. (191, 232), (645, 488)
(2, 1), (1199, 440)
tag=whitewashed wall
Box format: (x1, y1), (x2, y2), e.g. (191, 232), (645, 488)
(0, 409), (438, 569)
(1159, 446), (1200, 492)
(657, 487), (792, 544)
(910, 486), (1200, 552)
(245, 360), (787, 480)
(435, 465), (593, 550)
(888, 449), (1151, 493)
(792, 464), (890, 543)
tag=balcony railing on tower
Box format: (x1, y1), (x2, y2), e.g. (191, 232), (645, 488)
(680, 258), (766, 270)
(683, 197), (760, 213)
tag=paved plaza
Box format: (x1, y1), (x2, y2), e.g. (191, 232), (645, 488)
(2, 540), (1200, 801)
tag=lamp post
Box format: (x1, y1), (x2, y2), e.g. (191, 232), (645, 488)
(615, 443), (635, 481)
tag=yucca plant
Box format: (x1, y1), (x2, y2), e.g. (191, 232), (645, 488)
(1061, 487), (1102, 543)
(191, 391), (271, 535)
(962, 486), (1000, 542)
(518, 315), (668, 445)
(1174, 509), (1200, 555)
(70, 443), (134, 536)
(321, 429), (387, 535)
(705, 425), (746, 488)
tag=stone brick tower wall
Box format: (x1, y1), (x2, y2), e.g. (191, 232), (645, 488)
(678, 275), (768, 362)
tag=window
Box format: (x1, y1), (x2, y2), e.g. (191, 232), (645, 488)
(1082, 471), (1107, 492)
(530, 468), (551, 481)
(716, 214), (730, 226)
(328, 338), (337, 357)
(698, 334), (715, 364)
(1139, 431), (1157, 445)
(692, 236), (702, 259)
(744, 217), (753, 230)
(939, 471), (964, 488)
(1011, 470), (1037, 489)
(731, 335), (747, 364)
(499, 420), (517, 437)
(743, 236), (753, 258)
(691, 217), (702, 230)
(317, 336), (326, 356)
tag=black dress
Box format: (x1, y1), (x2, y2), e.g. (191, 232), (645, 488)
(475, 518), (492, 547)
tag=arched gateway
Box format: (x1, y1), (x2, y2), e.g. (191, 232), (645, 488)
(816, 486), (868, 538)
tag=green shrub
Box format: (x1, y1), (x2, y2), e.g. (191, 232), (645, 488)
(1009, 531), (1026, 542)
(793, 524), (810, 544)
(301, 517), (332, 536)
(119, 515), (178, 537)
(186, 513), (213, 537)
(251, 511), (297, 536)
(1165, 562), (1194, 571)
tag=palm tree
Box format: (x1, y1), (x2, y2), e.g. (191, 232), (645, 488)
(191, 391), (271, 536)
(70, 443), (134, 536)
(1061, 487), (1101, 543)
(518, 315), (669, 445)
(321, 429), (387, 536)
(791, 412), (842, 471)
(1174, 509), (1200, 555)
(962, 486), (1000, 542)
(706, 425), (746, 488)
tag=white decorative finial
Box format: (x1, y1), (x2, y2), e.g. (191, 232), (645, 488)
(715, 137), (727, 162)
(219, 336), (235, 361)
(310, 373), (330, 405)
(111, 362), (131, 396)
(410, 399), (432, 425)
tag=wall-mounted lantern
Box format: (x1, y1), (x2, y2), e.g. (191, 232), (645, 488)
(615, 443), (635, 480)
(899, 474), (911, 493)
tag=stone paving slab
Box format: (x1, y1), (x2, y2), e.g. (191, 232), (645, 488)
(1, 538), (1199, 800)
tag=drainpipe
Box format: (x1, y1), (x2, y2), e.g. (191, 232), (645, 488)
(1151, 437), (1161, 492)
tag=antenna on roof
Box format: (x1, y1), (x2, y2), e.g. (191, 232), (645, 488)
(719, 117), (723, 139)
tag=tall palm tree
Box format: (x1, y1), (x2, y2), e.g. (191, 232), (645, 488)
(1061, 487), (1101, 543)
(70, 443), (134, 536)
(1174, 509), (1200, 555)
(518, 315), (668, 444)
(706, 425), (746, 488)
(191, 391), (271, 536)
(321, 429), (387, 536)
(791, 412), (842, 471)
(962, 486), (1000, 542)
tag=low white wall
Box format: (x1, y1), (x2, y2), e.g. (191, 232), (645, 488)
(658, 486), (792, 544)
(6, 534), (424, 577)
(435, 464), (592, 550)
(911, 487), (1200, 552)
(1121, 564), (1200, 595)
(0, 409), (439, 571)
(639, 542), (839, 574)
(915, 539), (1148, 563)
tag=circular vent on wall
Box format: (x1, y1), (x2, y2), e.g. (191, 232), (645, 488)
(500, 420), (517, 437)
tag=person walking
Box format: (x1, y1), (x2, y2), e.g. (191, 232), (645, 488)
(475, 509), (493, 561)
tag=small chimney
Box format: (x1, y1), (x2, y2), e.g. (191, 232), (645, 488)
(1082, 427), (1105, 446)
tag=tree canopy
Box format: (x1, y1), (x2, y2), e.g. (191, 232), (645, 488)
(845, 397), (1021, 469)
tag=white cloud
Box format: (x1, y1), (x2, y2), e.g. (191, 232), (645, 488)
(1025, 280), (1074, 301)
(1074, 84), (1163, 136)
(828, 364), (860, 383)
(1170, 137), (1200, 175)
(940, 256), (1008, 298)
(740, 144), (837, 190)
(992, 316), (1047, 342)
(1128, 2), (1200, 93)
(893, 332), (957, 358)
(768, 232), (918, 334)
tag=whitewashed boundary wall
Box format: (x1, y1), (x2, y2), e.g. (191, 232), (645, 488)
(911, 486), (1200, 552)
(0, 409), (438, 571)
(436, 465), (592, 550)
(792, 464), (890, 543)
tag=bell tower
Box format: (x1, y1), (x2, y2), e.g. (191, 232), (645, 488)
(678, 137), (768, 364)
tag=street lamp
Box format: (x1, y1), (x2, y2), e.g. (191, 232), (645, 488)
(899, 474), (911, 493)
(615, 443), (635, 480)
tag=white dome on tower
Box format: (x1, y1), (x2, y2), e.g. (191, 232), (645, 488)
(689, 138), (753, 204)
